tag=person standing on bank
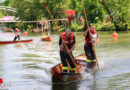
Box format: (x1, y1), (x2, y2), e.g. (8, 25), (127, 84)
(59, 29), (76, 73)
(84, 26), (99, 70)
(13, 28), (21, 41)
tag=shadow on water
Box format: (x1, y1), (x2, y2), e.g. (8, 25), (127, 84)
(52, 82), (78, 90)
(52, 78), (98, 90)
(52, 71), (97, 90)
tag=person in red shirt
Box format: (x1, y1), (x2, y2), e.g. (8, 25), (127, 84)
(59, 29), (76, 73)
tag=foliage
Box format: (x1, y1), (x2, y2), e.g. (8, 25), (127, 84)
(27, 24), (33, 31)
(98, 24), (115, 31)
(98, 0), (130, 31)
(70, 0), (105, 25)
(0, 10), (3, 17)
(0, 0), (129, 31)
(70, 20), (84, 31)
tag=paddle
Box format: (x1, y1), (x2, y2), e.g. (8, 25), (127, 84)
(43, 0), (81, 78)
(81, 0), (100, 70)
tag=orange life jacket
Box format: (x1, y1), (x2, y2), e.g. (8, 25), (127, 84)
(61, 32), (74, 49)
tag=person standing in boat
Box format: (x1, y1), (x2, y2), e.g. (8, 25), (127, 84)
(84, 25), (99, 70)
(59, 29), (76, 73)
(13, 28), (21, 41)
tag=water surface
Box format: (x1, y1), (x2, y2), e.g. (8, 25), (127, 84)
(0, 31), (130, 90)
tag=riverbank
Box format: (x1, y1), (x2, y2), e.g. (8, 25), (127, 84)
(51, 21), (130, 32)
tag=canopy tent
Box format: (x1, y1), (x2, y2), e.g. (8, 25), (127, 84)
(59, 10), (75, 17)
(0, 16), (15, 21)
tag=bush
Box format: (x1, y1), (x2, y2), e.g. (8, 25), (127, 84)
(95, 22), (115, 31)
(70, 21), (84, 31)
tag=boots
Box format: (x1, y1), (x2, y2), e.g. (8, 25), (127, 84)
(69, 68), (75, 73)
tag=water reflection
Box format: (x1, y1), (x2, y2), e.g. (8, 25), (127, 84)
(15, 44), (22, 48)
(52, 81), (78, 90)
(52, 78), (98, 90)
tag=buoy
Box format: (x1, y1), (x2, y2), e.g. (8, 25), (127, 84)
(24, 31), (28, 36)
(112, 31), (118, 44)
(112, 32), (118, 39)
(80, 17), (83, 21)
(0, 78), (3, 85)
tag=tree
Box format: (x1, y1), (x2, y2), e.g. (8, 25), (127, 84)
(71, 0), (105, 30)
(98, 0), (129, 31)
(70, 0), (105, 24)
(44, 0), (71, 19)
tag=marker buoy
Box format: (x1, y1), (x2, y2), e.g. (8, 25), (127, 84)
(112, 31), (118, 44)
(80, 17), (83, 22)
(0, 78), (3, 85)
(24, 31), (28, 36)
(112, 32), (118, 39)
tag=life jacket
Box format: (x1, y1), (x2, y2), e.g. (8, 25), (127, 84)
(15, 29), (21, 36)
(85, 30), (97, 46)
(61, 32), (74, 49)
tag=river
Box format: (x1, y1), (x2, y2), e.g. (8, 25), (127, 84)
(0, 31), (130, 90)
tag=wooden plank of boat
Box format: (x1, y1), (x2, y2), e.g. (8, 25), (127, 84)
(51, 54), (97, 83)
(52, 63), (82, 83)
(0, 39), (33, 45)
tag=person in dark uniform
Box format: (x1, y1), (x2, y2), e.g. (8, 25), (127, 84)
(59, 29), (76, 73)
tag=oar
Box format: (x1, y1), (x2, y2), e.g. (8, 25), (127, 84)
(43, 0), (81, 78)
(41, 23), (44, 35)
(81, 0), (100, 70)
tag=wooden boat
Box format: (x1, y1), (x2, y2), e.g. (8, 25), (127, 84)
(0, 39), (33, 45)
(41, 35), (52, 41)
(51, 54), (96, 83)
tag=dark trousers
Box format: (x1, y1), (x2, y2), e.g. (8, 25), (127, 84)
(84, 46), (96, 69)
(13, 36), (20, 41)
(84, 46), (95, 60)
(60, 51), (75, 69)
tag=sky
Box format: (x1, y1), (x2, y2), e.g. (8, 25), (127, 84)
(0, 0), (4, 3)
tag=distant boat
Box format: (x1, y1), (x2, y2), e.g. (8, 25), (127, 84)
(0, 39), (33, 45)
(41, 35), (52, 41)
